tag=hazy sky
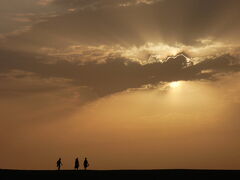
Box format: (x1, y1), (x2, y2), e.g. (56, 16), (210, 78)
(0, 0), (240, 170)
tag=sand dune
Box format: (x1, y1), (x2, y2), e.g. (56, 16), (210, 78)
(1, 169), (240, 180)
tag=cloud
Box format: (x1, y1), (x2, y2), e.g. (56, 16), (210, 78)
(53, 0), (162, 9)
(40, 40), (240, 65)
(2, 0), (240, 53)
(0, 0), (61, 40)
(0, 49), (239, 98)
(0, 70), (72, 96)
(1, 0), (240, 98)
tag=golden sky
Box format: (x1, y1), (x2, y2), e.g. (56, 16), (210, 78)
(0, 0), (240, 170)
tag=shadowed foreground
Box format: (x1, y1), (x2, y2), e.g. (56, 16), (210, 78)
(1, 169), (240, 180)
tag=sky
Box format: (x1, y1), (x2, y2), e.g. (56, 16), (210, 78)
(0, 0), (240, 170)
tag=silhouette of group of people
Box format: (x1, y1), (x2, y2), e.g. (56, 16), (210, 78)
(56, 157), (89, 170)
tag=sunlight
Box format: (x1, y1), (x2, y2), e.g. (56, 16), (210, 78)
(169, 81), (181, 88)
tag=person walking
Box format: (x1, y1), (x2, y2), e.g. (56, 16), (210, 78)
(74, 157), (80, 170)
(56, 158), (63, 170)
(83, 157), (89, 170)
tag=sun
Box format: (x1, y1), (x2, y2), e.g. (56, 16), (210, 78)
(169, 81), (181, 88)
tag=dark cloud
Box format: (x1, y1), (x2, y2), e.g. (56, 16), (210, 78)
(1, 0), (240, 96)
(2, 0), (240, 51)
(0, 49), (239, 97)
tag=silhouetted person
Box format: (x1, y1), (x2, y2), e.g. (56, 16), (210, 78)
(56, 158), (63, 170)
(74, 158), (79, 170)
(83, 157), (89, 170)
